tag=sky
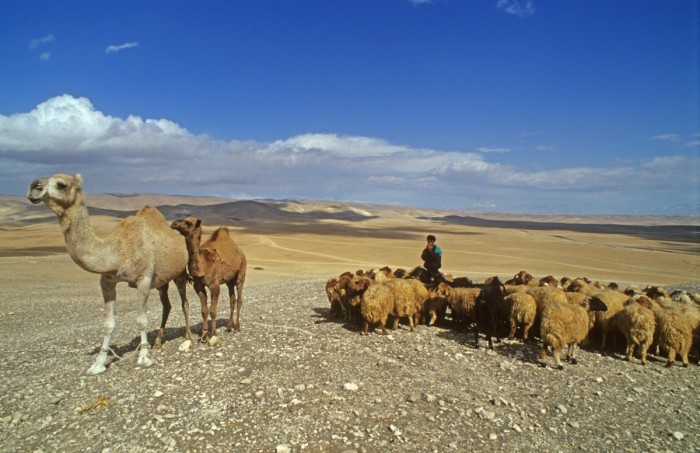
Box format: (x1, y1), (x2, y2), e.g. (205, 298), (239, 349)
(0, 0), (698, 215)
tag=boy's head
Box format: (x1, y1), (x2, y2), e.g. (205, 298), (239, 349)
(426, 234), (436, 243)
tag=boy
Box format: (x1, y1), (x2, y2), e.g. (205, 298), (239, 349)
(421, 234), (443, 283)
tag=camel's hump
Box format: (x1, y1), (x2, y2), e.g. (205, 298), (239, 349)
(135, 206), (167, 224)
(209, 227), (231, 242)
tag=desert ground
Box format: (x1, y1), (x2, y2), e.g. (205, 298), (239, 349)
(0, 193), (698, 452)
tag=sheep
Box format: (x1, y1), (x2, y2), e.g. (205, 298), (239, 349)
(423, 296), (449, 326)
(430, 283), (479, 328)
(615, 295), (656, 365)
(538, 275), (560, 287)
(334, 274), (372, 323)
(505, 270), (535, 286)
(567, 278), (628, 351)
(360, 278), (429, 335)
(325, 277), (344, 319)
(385, 278), (430, 330)
(649, 301), (694, 367)
(503, 292), (537, 341)
(539, 296), (608, 369)
(474, 276), (507, 349)
(360, 283), (394, 335)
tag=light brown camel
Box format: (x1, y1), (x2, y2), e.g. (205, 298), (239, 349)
(27, 173), (193, 374)
(170, 216), (247, 343)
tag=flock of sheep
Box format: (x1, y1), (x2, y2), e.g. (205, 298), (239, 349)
(325, 268), (700, 370)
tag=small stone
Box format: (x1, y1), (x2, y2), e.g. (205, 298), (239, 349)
(567, 420), (580, 428)
(672, 431), (684, 440)
(208, 336), (219, 346)
(488, 433), (498, 440)
(294, 384), (306, 391)
(344, 383), (359, 391)
(178, 340), (191, 352)
(633, 387), (644, 394)
(425, 394), (436, 403)
(276, 444), (290, 453)
(215, 352), (223, 358)
(556, 405), (567, 414)
(153, 391), (164, 398)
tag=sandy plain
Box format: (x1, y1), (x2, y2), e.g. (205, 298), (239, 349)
(2, 193), (698, 288)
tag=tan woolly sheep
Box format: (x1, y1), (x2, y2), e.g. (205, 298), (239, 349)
(430, 283), (480, 328)
(503, 292), (537, 341)
(568, 279), (628, 350)
(385, 278), (430, 330)
(539, 296), (608, 369)
(615, 295), (656, 365)
(650, 302), (694, 367)
(361, 283), (394, 335)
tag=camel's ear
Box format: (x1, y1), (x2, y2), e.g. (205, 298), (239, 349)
(74, 174), (83, 188)
(195, 219), (202, 228)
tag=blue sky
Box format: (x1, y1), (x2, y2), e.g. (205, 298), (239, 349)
(1, 0), (698, 215)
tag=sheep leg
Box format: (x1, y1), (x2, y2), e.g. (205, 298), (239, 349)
(88, 276), (118, 375)
(194, 280), (209, 342)
(408, 315), (415, 332)
(539, 346), (548, 367)
(624, 342), (634, 362)
(568, 343), (578, 365)
(600, 331), (607, 350)
(552, 347), (564, 370)
(523, 322), (533, 341)
(153, 283), (171, 349)
(665, 347), (676, 368)
(508, 321), (517, 340)
(380, 322), (388, 335)
(362, 321), (369, 336)
(474, 328), (480, 349)
(209, 284), (220, 339)
(639, 341), (650, 365)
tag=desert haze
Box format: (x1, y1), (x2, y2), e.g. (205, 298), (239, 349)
(1, 193), (698, 287)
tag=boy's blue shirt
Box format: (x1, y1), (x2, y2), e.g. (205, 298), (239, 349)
(434, 245), (442, 256)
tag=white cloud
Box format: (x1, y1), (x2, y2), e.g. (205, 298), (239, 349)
(105, 42), (140, 54)
(649, 133), (680, 142)
(1, 95), (697, 214)
(39, 52), (51, 61)
(497, 0), (535, 17)
(30, 34), (54, 49)
(478, 147), (510, 154)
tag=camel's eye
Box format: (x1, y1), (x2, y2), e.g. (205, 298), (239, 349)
(56, 182), (68, 191)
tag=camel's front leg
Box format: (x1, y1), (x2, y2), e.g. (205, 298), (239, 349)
(209, 284), (220, 339)
(88, 276), (117, 375)
(194, 280), (209, 342)
(135, 278), (153, 368)
(175, 272), (193, 341)
(153, 283), (172, 349)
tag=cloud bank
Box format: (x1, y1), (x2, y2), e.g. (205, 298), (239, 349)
(0, 95), (697, 214)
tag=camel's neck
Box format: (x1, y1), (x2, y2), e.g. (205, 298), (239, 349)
(57, 192), (117, 274)
(184, 228), (205, 278)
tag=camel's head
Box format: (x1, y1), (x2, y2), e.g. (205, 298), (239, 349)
(170, 216), (202, 238)
(27, 173), (83, 214)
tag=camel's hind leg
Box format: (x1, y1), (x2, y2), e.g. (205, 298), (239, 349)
(135, 277), (153, 368)
(88, 276), (117, 375)
(227, 276), (244, 332)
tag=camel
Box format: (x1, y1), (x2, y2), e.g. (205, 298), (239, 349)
(27, 173), (193, 374)
(170, 216), (247, 343)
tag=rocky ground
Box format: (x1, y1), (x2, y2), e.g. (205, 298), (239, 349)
(1, 275), (699, 453)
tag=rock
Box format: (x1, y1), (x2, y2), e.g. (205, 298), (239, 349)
(344, 383), (359, 391)
(178, 340), (191, 352)
(672, 431), (684, 440)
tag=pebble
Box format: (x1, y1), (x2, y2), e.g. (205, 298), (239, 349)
(672, 431), (684, 440)
(556, 405), (567, 414)
(344, 383), (359, 391)
(153, 391), (164, 398)
(276, 444), (290, 453)
(178, 340), (191, 352)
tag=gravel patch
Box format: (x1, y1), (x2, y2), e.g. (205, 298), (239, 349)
(0, 278), (698, 452)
